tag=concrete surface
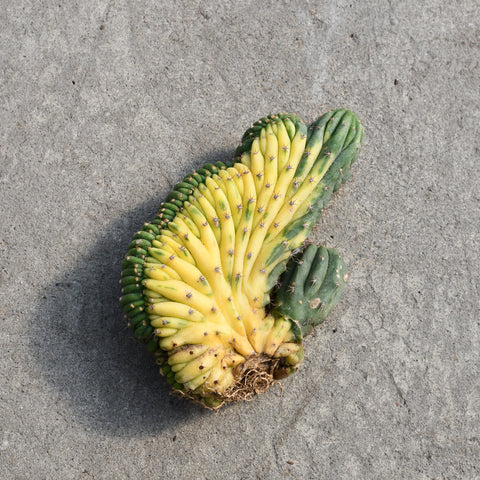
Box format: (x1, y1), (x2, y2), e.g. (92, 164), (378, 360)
(1, 1), (479, 479)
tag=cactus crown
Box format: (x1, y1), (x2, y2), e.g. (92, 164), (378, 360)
(120, 109), (363, 408)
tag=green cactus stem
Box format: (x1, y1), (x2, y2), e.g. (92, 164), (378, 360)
(272, 244), (348, 339)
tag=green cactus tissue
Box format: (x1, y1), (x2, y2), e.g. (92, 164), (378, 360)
(120, 109), (364, 408)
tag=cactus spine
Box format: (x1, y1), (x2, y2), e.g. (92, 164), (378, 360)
(120, 109), (364, 408)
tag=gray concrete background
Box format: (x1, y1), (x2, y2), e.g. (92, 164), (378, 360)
(1, 1), (479, 479)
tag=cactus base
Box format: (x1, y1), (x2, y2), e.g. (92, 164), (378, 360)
(172, 352), (301, 409)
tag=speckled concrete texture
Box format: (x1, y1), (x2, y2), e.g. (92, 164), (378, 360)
(1, 1), (479, 479)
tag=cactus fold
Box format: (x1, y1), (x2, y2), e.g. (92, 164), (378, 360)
(120, 109), (364, 408)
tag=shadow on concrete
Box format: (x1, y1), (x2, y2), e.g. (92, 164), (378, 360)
(30, 150), (233, 437)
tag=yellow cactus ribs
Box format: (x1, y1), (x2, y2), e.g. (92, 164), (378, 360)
(120, 110), (364, 408)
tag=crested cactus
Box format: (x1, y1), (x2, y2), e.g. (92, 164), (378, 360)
(120, 109), (364, 408)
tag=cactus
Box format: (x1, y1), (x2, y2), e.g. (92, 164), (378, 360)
(120, 109), (364, 408)
(272, 245), (348, 339)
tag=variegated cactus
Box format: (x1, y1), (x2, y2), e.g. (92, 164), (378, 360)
(120, 109), (364, 408)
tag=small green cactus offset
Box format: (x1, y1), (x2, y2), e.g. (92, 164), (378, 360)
(120, 108), (364, 408)
(273, 245), (348, 339)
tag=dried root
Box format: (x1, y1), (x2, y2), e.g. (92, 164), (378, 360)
(172, 354), (284, 410)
